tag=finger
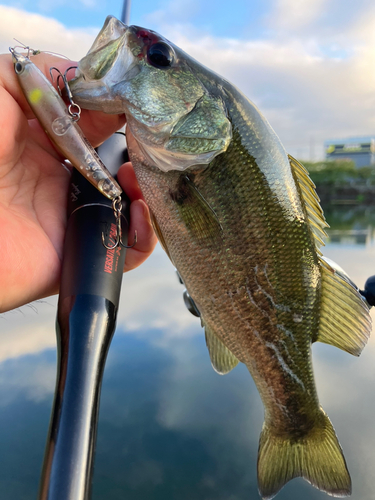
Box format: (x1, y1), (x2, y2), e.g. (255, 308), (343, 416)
(0, 83), (28, 171)
(124, 199), (158, 272)
(76, 109), (126, 148)
(117, 162), (145, 202)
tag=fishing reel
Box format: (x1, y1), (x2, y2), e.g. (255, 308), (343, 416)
(176, 270), (200, 317)
(361, 276), (375, 307)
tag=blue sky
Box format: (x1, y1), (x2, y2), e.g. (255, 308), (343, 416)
(1, 0), (372, 43)
(1, 0), (265, 37)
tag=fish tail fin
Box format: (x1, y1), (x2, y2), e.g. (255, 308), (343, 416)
(257, 409), (351, 499)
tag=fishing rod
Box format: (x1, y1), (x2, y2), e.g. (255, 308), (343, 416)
(38, 139), (130, 500)
(37, 3), (132, 500)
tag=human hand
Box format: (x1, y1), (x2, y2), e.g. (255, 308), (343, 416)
(0, 52), (157, 312)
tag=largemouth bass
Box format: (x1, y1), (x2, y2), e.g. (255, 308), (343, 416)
(69, 16), (372, 499)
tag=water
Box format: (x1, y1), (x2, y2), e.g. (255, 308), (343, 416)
(1, 207), (375, 500)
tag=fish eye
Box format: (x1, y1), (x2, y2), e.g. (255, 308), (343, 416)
(15, 62), (24, 74)
(147, 42), (174, 69)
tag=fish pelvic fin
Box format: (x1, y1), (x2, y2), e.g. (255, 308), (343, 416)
(317, 256), (371, 356)
(257, 409), (351, 499)
(204, 322), (239, 374)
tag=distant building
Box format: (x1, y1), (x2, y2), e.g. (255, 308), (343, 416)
(324, 136), (375, 168)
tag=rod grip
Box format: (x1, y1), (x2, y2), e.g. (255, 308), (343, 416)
(38, 134), (129, 500)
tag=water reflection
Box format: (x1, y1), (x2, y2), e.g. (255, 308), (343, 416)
(325, 205), (375, 246)
(0, 210), (375, 500)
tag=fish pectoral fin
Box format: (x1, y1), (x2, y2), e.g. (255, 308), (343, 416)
(316, 256), (371, 356)
(204, 322), (239, 375)
(257, 409), (351, 499)
(288, 155), (328, 253)
(172, 175), (223, 242)
(165, 95), (232, 156)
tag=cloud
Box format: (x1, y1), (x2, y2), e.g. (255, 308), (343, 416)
(156, 338), (261, 446)
(0, 5), (96, 59)
(0, 353), (56, 405)
(0, 299), (57, 362)
(270, 0), (331, 31)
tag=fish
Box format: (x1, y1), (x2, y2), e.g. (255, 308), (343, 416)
(9, 47), (122, 200)
(69, 16), (372, 499)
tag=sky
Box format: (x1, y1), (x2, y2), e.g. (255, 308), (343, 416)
(0, 0), (374, 159)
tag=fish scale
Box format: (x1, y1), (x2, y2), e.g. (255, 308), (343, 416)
(69, 16), (371, 499)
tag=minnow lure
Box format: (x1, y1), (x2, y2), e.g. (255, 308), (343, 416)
(9, 47), (122, 200)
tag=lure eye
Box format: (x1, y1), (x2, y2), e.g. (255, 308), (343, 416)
(147, 42), (174, 69)
(15, 62), (24, 74)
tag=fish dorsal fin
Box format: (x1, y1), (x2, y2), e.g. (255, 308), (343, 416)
(204, 322), (239, 374)
(316, 256), (372, 356)
(288, 155), (328, 253)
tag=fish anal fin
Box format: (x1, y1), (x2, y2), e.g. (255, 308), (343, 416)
(288, 155), (329, 251)
(258, 409), (351, 499)
(317, 256), (371, 356)
(204, 322), (239, 375)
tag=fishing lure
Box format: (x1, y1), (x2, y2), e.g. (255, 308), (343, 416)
(9, 47), (122, 201)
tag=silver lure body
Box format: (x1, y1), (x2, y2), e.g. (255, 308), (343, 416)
(10, 49), (122, 200)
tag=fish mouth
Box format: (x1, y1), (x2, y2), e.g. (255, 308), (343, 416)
(68, 16), (135, 113)
(87, 15), (128, 53)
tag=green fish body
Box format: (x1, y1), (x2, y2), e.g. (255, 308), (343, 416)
(69, 16), (372, 499)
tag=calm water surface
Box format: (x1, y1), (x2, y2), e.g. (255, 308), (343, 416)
(1, 207), (375, 500)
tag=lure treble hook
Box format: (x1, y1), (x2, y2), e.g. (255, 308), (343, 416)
(50, 66), (81, 121)
(102, 196), (137, 250)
